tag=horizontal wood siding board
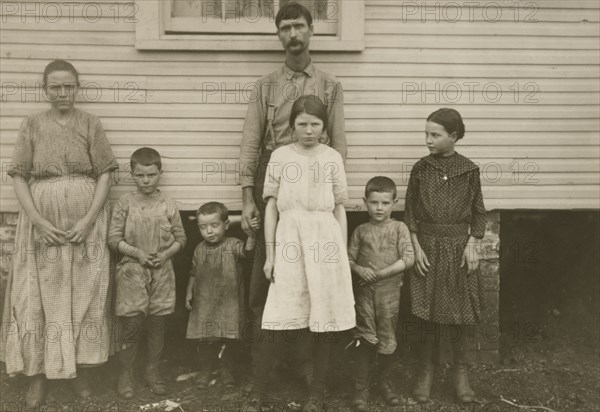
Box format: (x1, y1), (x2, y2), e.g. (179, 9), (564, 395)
(3, 73), (599, 93)
(3, 44), (599, 65)
(2, 103), (599, 119)
(3, 58), (599, 79)
(1, 131), (597, 147)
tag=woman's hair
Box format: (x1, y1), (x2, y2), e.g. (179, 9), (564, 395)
(275, 2), (313, 29)
(130, 147), (162, 172)
(43, 59), (79, 85)
(365, 176), (397, 199)
(289, 95), (328, 130)
(427, 108), (465, 140)
(197, 201), (229, 222)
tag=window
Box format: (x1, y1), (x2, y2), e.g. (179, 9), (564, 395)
(135, 0), (364, 51)
(168, 0), (337, 35)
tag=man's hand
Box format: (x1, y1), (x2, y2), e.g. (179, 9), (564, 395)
(242, 197), (260, 237)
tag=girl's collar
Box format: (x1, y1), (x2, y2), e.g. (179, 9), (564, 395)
(289, 142), (327, 156)
(422, 152), (478, 177)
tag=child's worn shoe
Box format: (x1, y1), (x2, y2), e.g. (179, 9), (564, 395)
(378, 380), (400, 406)
(197, 369), (212, 389)
(242, 392), (263, 412)
(220, 367), (236, 388)
(351, 387), (369, 412)
(303, 390), (325, 412)
(413, 364), (434, 403)
(144, 365), (168, 395)
(117, 368), (136, 400)
(71, 369), (93, 399)
(453, 363), (475, 403)
(241, 381), (254, 395)
(25, 374), (47, 410)
(303, 396), (323, 412)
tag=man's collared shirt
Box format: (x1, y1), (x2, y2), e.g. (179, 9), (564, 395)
(239, 62), (347, 188)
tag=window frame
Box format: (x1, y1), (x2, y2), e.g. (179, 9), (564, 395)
(134, 0), (365, 51)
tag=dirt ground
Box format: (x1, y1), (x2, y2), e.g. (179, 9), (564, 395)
(2, 316), (598, 412)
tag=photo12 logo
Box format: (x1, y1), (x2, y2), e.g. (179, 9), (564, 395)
(400, 1), (539, 23)
(1, 81), (146, 104)
(1, 2), (139, 23)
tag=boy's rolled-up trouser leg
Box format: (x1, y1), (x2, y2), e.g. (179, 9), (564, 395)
(144, 315), (168, 395)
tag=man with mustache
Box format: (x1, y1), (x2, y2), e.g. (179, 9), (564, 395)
(239, 1), (347, 391)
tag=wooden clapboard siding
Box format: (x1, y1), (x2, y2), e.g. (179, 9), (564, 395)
(1, 0), (599, 212)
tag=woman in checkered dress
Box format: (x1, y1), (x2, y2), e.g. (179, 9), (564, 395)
(0, 60), (118, 408)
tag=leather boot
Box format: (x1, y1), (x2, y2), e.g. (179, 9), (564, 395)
(25, 374), (47, 409)
(452, 326), (475, 403)
(413, 363), (434, 403)
(196, 342), (215, 388)
(117, 315), (143, 399)
(453, 363), (475, 403)
(303, 389), (324, 412)
(219, 342), (236, 387)
(242, 392), (263, 412)
(71, 367), (93, 399)
(350, 339), (372, 412)
(144, 315), (167, 395)
(352, 388), (369, 412)
(413, 322), (435, 403)
(117, 344), (138, 400)
(377, 353), (400, 406)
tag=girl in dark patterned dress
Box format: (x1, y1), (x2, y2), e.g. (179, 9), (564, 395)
(404, 108), (486, 403)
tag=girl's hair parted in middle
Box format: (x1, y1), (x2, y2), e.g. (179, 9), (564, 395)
(289, 95), (328, 130)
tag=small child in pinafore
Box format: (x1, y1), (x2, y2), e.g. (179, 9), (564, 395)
(347, 176), (415, 412)
(185, 202), (258, 388)
(108, 147), (187, 399)
(405, 108), (486, 404)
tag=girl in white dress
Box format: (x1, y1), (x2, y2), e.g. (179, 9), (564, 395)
(245, 95), (355, 412)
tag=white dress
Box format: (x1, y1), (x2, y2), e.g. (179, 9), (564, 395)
(261, 144), (356, 332)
